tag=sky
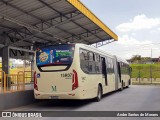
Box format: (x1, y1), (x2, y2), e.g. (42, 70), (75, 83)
(81, 0), (160, 59)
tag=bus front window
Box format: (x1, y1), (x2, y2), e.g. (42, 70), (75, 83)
(36, 44), (75, 71)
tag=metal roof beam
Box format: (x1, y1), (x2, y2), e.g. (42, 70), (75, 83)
(1, 0), (75, 38)
(0, 44), (4, 48)
(1, 0), (81, 36)
(10, 49), (17, 56)
(3, 10), (80, 35)
(1, 0), (44, 22)
(51, 14), (82, 29)
(66, 35), (89, 44)
(9, 46), (34, 53)
(0, 13), (66, 45)
(65, 28), (102, 40)
(0, 44), (34, 53)
(0, 10), (82, 44)
(37, 0), (91, 43)
(38, 0), (63, 17)
(2, 32), (14, 43)
(38, 0), (103, 41)
(1, 12), (88, 44)
(94, 39), (115, 48)
(54, 26), (91, 44)
(7, 34), (33, 45)
(35, 13), (90, 43)
(3, 0), (60, 20)
(0, 0), (116, 46)
(32, 12), (91, 44)
(0, 24), (50, 44)
(0, 13), (41, 32)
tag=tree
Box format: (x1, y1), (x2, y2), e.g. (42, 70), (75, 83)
(130, 55), (141, 63)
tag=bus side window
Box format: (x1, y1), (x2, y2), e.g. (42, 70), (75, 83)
(95, 54), (101, 73)
(88, 52), (96, 73)
(80, 49), (102, 74)
(80, 49), (89, 73)
(112, 58), (114, 73)
(107, 57), (111, 74)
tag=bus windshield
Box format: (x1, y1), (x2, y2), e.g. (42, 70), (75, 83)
(36, 44), (75, 69)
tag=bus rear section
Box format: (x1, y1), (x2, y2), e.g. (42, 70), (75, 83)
(34, 44), (82, 99)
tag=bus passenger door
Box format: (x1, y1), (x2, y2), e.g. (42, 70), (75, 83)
(101, 57), (107, 85)
(117, 62), (121, 83)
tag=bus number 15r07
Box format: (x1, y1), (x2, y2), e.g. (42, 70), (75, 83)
(61, 73), (72, 78)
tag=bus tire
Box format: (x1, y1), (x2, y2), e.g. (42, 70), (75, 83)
(126, 79), (130, 88)
(120, 81), (123, 91)
(95, 85), (102, 102)
(126, 83), (129, 88)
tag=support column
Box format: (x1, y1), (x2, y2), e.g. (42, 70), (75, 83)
(31, 59), (34, 82)
(30, 46), (34, 82)
(2, 46), (11, 88)
(1, 32), (10, 74)
(2, 46), (9, 74)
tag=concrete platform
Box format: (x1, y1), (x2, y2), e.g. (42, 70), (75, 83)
(0, 90), (35, 110)
(0, 84), (33, 93)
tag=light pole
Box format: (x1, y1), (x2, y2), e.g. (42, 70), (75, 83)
(150, 49), (152, 84)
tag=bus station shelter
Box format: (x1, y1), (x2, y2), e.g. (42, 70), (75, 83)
(0, 0), (118, 91)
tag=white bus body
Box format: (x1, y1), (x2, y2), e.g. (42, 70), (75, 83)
(34, 44), (131, 101)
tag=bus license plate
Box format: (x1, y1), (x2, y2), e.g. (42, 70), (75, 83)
(50, 96), (59, 99)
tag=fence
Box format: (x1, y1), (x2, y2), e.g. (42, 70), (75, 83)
(0, 70), (34, 93)
(24, 71), (34, 83)
(131, 64), (160, 85)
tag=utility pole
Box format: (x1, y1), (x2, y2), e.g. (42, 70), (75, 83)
(150, 49), (152, 84)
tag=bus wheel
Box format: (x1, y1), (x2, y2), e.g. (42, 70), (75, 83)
(126, 82), (129, 88)
(126, 80), (130, 88)
(120, 81), (123, 91)
(95, 85), (102, 102)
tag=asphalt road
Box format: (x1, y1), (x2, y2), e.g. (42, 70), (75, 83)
(2, 85), (160, 120)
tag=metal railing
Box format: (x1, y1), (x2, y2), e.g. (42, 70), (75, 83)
(131, 65), (160, 85)
(0, 70), (34, 93)
(24, 71), (34, 83)
(0, 70), (6, 92)
(132, 78), (160, 85)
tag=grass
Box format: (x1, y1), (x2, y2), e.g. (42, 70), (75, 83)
(130, 63), (160, 78)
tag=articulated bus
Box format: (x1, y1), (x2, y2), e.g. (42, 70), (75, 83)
(34, 43), (131, 101)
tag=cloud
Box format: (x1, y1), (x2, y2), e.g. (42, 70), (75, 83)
(117, 35), (152, 46)
(116, 35), (160, 58)
(99, 34), (160, 59)
(131, 32), (136, 36)
(116, 14), (160, 32)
